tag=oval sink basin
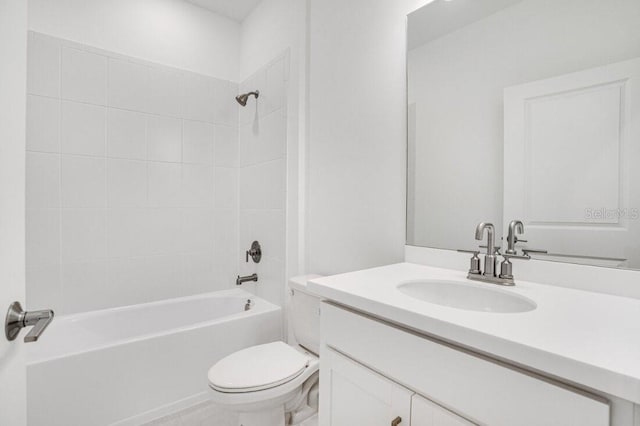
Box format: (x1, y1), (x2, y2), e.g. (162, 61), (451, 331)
(397, 280), (536, 313)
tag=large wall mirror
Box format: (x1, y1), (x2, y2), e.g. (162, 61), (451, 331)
(407, 0), (640, 269)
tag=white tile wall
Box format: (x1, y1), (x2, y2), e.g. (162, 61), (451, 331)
(183, 73), (216, 122)
(237, 53), (289, 308)
(183, 120), (214, 165)
(107, 58), (150, 112)
(106, 108), (146, 160)
(60, 208), (107, 263)
(27, 32), (60, 98)
(26, 32), (240, 314)
(60, 101), (106, 156)
(60, 155), (106, 208)
(106, 159), (147, 207)
(26, 95), (60, 153)
(60, 47), (107, 105)
(26, 34), (289, 315)
(214, 125), (239, 167)
(26, 152), (60, 208)
(239, 158), (286, 210)
(147, 116), (182, 162)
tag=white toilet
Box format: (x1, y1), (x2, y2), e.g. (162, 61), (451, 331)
(207, 275), (323, 426)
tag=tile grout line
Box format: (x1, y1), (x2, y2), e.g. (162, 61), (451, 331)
(104, 51), (109, 287)
(56, 38), (64, 313)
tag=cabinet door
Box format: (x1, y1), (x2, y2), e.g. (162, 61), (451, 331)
(411, 394), (476, 426)
(320, 348), (412, 426)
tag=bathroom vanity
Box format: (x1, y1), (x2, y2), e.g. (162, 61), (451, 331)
(309, 263), (640, 426)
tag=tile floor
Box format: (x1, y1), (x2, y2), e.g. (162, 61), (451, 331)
(143, 401), (318, 426)
(142, 401), (237, 426)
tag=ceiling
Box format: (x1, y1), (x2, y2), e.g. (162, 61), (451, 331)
(186, 0), (262, 21)
(408, 0), (524, 50)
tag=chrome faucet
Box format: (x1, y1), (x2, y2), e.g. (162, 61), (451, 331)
(475, 222), (497, 277)
(459, 221), (532, 286)
(505, 220), (525, 255)
(236, 273), (258, 286)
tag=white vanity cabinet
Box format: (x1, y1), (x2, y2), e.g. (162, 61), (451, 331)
(323, 348), (412, 426)
(323, 347), (473, 426)
(319, 302), (612, 426)
(411, 395), (475, 426)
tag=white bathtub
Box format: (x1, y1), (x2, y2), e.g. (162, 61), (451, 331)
(27, 289), (282, 426)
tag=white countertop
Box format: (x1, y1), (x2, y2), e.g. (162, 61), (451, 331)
(308, 262), (640, 404)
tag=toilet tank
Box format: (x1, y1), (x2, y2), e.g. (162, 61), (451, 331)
(289, 275), (323, 356)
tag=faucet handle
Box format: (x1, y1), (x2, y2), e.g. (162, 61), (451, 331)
(457, 249), (481, 275)
(502, 236), (528, 244)
(499, 253), (530, 281)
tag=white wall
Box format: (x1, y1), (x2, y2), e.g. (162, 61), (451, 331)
(408, 0), (640, 250)
(240, 0), (304, 81)
(26, 33), (240, 314)
(305, 0), (431, 275)
(28, 0), (240, 80)
(0, 1), (27, 424)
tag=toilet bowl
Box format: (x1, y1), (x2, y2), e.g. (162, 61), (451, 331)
(207, 275), (323, 426)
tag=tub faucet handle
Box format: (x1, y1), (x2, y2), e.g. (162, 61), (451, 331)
(245, 241), (262, 263)
(5, 301), (54, 343)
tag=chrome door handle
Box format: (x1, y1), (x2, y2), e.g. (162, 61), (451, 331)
(5, 301), (54, 343)
(391, 416), (402, 426)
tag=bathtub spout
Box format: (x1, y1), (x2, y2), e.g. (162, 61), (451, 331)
(236, 273), (258, 286)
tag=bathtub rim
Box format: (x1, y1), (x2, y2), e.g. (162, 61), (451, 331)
(27, 288), (281, 365)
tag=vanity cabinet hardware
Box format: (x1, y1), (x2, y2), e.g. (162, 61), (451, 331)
(391, 416), (402, 426)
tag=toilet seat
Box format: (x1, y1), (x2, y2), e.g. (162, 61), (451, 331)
(208, 342), (319, 410)
(208, 342), (312, 393)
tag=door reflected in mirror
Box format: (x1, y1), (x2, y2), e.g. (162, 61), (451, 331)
(406, 0), (640, 269)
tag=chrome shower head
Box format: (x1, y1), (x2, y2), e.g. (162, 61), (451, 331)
(235, 90), (260, 106)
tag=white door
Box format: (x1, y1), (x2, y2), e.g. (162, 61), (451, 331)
(0, 1), (29, 425)
(411, 394), (476, 426)
(504, 57), (640, 268)
(320, 348), (413, 426)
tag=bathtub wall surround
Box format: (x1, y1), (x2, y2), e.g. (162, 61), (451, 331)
(237, 52), (289, 308)
(26, 32), (240, 315)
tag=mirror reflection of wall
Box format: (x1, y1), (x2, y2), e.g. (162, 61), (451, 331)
(407, 0), (640, 269)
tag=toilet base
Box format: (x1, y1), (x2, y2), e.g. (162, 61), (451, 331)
(238, 405), (284, 426)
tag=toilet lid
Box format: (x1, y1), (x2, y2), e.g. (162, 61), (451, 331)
(208, 342), (310, 393)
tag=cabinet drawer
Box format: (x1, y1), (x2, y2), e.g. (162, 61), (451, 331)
(320, 302), (610, 426)
(322, 348), (413, 426)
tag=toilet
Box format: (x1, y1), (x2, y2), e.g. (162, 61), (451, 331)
(207, 275), (323, 426)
